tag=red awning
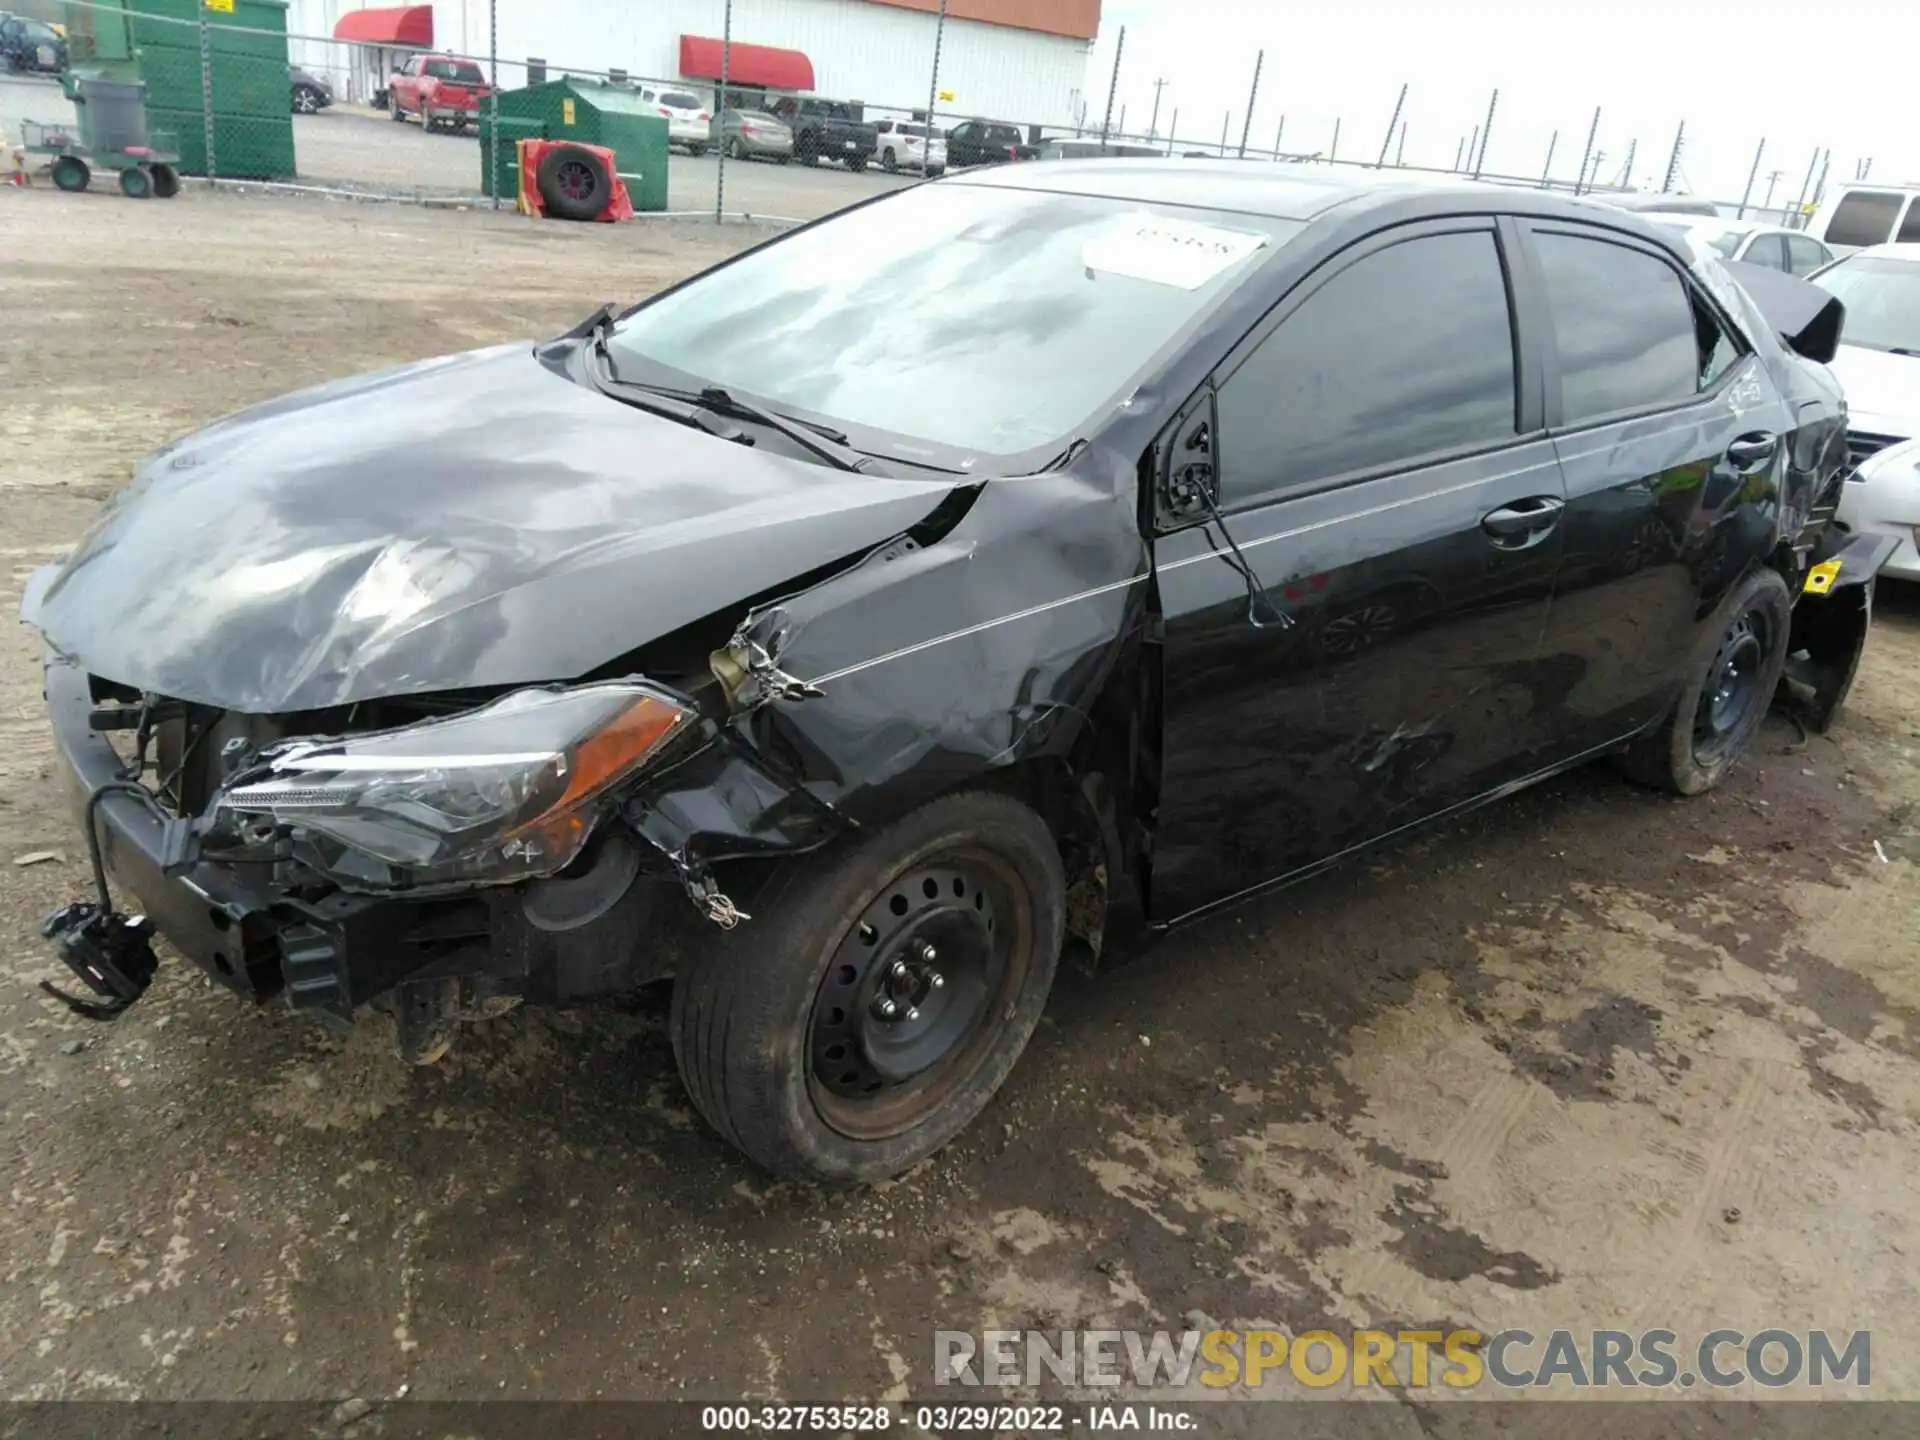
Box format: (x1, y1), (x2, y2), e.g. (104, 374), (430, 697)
(333, 6), (433, 47)
(678, 35), (815, 92)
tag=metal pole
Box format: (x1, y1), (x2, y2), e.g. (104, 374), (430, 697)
(1098, 24), (1124, 147)
(1618, 138), (1637, 190)
(1811, 148), (1832, 207)
(1453, 135), (1465, 172)
(1465, 123), (1477, 175)
(1762, 170), (1783, 210)
(1118, 103), (1126, 138)
(1539, 130), (1557, 188)
(922, 0), (948, 167)
(197, 10), (217, 185)
(1149, 78), (1167, 138)
(1220, 111), (1230, 156)
(1736, 136), (1765, 218)
(1394, 120), (1406, 168)
(1237, 50), (1262, 158)
(1273, 113), (1284, 159)
(1572, 106), (1600, 195)
(1471, 88), (1497, 177)
(1789, 145), (1819, 220)
(715, 0), (734, 222)
(1376, 82), (1406, 168)
(1167, 106), (1177, 156)
(1661, 120), (1685, 192)
(487, 0), (499, 209)
(1329, 116), (1340, 163)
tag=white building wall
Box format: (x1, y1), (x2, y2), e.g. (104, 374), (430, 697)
(431, 0), (1092, 129)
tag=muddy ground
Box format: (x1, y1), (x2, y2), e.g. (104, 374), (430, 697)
(1, 188), (1918, 1425)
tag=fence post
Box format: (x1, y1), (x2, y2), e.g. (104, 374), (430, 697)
(1376, 82), (1406, 168)
(924, 0), (948, 164)
(1329, 116), (1340, 163)
(1237, 50), (1262, 158)
(1811, 148), (1832, 208)
(488, 0), (499, 209)
(1273, 113), (1284, 160)
(1572, 106), (1600, 195)
(715, 0), (733, 222)
(197, 7), (216, 186)
(1464, 123), (1476, 176)
(1660, 119), (1685, 192)
(1471, 88), (1497, 178)
(1736, 136), (1765, 218)
(1167, 107), (1177, 156)
(1098, 24), (1124, 147)
(1619, 137), (1636, 190)
(1395, 121), (1406, 168)
(1539, 130), (1557, 188)
(1219, 111), (1229, 156)
(1453, 135), (1464, 171)
(1790, 145), (1819, 221)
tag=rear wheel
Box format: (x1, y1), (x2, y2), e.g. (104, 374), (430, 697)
(729, 137), (746, 162)
(292, 84), (322, 114)
(49, 154), (89, 192)
(1619, 567), (1792, 795)
(848, 155), (868, 173)
(150, 162), (180, 197)
(671, 791), (1065, 1183)
(797, 132), (818, 165)
(882, 146), (898, 173)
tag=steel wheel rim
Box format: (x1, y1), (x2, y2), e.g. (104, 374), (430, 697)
(1693, 608), (1769, 761)
(556, 159), (595, 199)
(807, 849), (1031, 1141)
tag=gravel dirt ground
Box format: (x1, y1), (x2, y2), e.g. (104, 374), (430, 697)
(2, 187), (1919, 1424)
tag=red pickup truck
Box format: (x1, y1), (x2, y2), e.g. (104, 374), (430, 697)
(387, 55), (491, 133)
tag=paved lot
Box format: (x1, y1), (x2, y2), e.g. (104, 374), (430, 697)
(3, 75), (913, 220)
(3, 187), (1920, 1420)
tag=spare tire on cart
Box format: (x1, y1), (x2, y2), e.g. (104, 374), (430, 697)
(536, 143), (611, 222)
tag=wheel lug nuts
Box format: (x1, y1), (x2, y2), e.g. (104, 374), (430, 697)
(928, 972), (944, 989)
(890, 959), (908, 980)
(905, 1006), (919, 1021)
(877, 998), (897, 1017)
(921, 942), (938, 962)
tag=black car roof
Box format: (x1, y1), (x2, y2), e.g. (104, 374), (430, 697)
(945, 158), (1683, 236)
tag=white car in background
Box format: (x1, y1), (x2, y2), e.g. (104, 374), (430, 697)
(1810, 242), (1920, 467)
(1841, 436), (1920, 580)
(637, 83), (713, 156)
(1806, 184), (1920, 256)
(872, 119), (946, 176)
(1650, 216), (1834, 275)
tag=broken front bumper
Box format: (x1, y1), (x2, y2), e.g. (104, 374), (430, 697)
(40, 653), (694, 1027)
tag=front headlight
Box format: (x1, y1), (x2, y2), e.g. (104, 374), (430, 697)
(219, 683), (692, 891)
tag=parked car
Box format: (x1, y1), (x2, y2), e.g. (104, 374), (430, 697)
(1836, 435), (1920, 581)
(290, 64), (333, 115)
(712, 107), (792, 163)
(1647, 217), (1832, 276)
(636, 82), (711, 156)
(1034, 138), (1165, 161)
(872, 119), (945, 176)
(1809, 242), (1920, 468)
(763, 95), (876, 170)
(1607, 192), (1721, 217)
(1806, 184), (1920, 256)
(22, 163), (1890, 1184)
(0, 12), (66, 73)
(943, 119), (1036, 168)
(387, 54), (490, 133)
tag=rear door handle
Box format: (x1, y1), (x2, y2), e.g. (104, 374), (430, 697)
(1726, 431), (1779, 471)
(1481, 495), (1565, 543)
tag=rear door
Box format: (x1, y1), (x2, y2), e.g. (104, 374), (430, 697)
(1785, 233), (1833, 276)
(1516, 220), (1794, 757)
(1150, 219), (1569, 921)
(1739, 232), (1789, 270)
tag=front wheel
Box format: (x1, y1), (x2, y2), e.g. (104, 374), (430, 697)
(49, 154), (89, 191)
(1618, 567), (1792, 795)
(728, 137), (746, 162)
(671, 791), (1066, 1183)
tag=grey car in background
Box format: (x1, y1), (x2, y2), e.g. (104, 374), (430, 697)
(712, 108), (793, 163)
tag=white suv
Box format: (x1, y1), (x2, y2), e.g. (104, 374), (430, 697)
(1807, 184), (1920, 256)
(638, 84), (713, 156)
(873, 120), (947, 176)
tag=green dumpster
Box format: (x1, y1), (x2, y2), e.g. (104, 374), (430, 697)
(64, 0), (295, 180)
(478, 79), (670, 213)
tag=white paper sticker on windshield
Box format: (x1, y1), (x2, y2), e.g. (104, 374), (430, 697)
(1083, 216), (1269, 290)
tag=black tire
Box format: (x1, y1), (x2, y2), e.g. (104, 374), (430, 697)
(728, 137), (746, 162)
(797, 132), (818, 165)
(848, 156), (868, 173)
(149, 162), (180, 198)
(535, 143), (610, 221)
(881, 146), (898, 173)
(927, 166), (945, 178)
(1619, 567), (1792, 795)
(388, 92), (405, 122)
(292, 84), (321, 115)
(671, 791), (1066, 1183)
(49, 154), (88, 192)
(688, 143), (707, 158)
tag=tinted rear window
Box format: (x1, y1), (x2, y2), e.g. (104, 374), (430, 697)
(1534, 232), (1700, 423)
(660, 91), (701, 109)
(1824, 191), (1907, 248)
(425, 60), (486, 84)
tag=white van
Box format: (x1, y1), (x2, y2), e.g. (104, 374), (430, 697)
(1806, 184), (1920, 255)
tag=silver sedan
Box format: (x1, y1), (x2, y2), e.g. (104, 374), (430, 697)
(712, 109), (794, 164)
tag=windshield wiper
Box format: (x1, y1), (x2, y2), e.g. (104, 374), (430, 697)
(623, 381), (875, 474)
(563, 311), (754, 445)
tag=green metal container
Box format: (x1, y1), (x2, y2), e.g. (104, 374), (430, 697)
(65, 0), (295, 180)
(479, 79), (670, 213)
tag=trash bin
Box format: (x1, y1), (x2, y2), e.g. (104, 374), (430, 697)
(75, 75), (150, 156)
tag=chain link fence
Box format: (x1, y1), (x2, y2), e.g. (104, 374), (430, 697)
(1, 0), (1864, 230)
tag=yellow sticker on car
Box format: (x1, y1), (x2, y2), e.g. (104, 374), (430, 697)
(1804, 559), (1841, 595)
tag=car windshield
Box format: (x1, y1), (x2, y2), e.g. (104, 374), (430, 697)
(1813, 255), (1920, 353)
(607, 183), (1298, 464)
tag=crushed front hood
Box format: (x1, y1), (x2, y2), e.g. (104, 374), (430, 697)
(23, 345), (958, 712)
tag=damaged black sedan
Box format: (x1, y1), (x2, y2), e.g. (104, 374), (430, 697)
(21, 162), (1895, 1182)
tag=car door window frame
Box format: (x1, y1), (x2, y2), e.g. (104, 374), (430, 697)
(1175, 215), (1542, 523)
(1509, 219), (1754, 436)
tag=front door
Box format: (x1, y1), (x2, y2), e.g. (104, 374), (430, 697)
(1149, 220), (1568, 923)
(1513, 221), (1796, 758)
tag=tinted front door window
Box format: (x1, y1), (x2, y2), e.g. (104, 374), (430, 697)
(1785, 234), (1831, 275)
(1217, 230), (1516, 502)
